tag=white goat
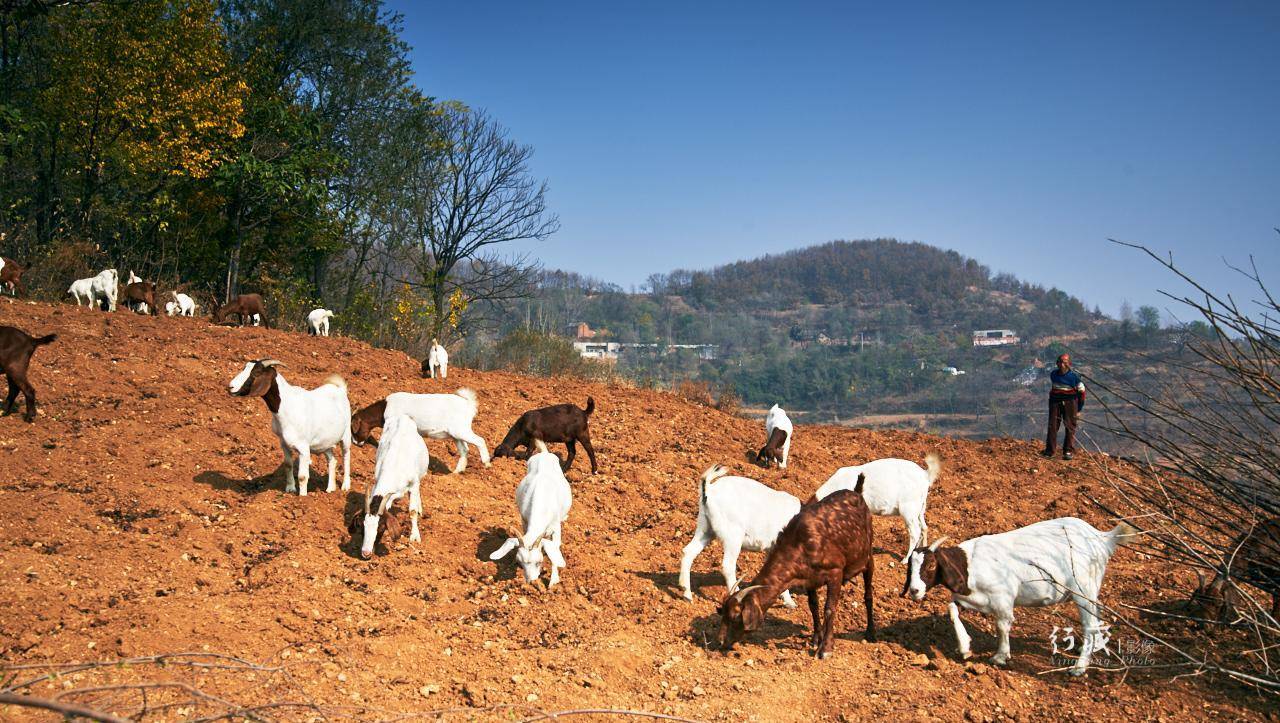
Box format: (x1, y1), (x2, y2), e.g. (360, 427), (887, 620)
(227, 359), (351, 496)
(68, 268), (118, 311)
(814, 453), (942, 563)
(350, 389), (489, 473)
(164, 301), (179, 316)
(358, 414), (431, 559)
(307, 308), (334, 336)
(427, 339), (448, 379)
(489, 441), (572, 586)
(904, 517), (1138, 675)
(757, 404), (793, 468)
(679, 464), (800, 607)
(127, 270), (142, 285)
(171, 291), (197, 316)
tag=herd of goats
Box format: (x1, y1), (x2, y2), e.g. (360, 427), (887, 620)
(0, 261), (1277, 677)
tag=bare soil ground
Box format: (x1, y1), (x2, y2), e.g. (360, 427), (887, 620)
(0, 301), (1272, 721)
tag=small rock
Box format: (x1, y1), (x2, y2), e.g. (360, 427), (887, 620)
(911, 653), (929, 667)
(419, 684), (440, 697)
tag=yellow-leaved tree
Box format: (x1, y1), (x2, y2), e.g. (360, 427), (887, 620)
(40, 0), (247, 227)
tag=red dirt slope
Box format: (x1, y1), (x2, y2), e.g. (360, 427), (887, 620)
(0, 300), (1267, 721)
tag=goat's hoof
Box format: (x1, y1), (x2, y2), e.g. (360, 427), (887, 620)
(960, 651), (974, 660)
(783, 598), (798, 609)
(1068, 667), (1087, 678)
(682, 591), (693, 602)
(409, 533), (421, 543)
(989, 654), (1009, 666)
(818, 650), (831, 660)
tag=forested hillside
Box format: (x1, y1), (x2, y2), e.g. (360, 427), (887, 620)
(491, 239), (1191, 442)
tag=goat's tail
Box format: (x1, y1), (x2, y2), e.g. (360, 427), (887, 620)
(584, 396), (595, 415)
(924, 452), (943, 486)
(1107, 521), (1141, 549)
(32, 333), (56, 347)
(699, 464), (729, 509)
(322, 374), (347, 390)
(853, 472), (866, 495)
(454, 387), (478, 406)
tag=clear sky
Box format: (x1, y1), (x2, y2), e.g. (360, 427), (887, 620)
(387, 1), (1279, 320)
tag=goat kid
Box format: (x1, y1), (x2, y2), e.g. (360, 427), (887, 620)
(228, 360), (351, 496)
(718, 476), (875, 659)
(307, 308), (334, 336)
(814, 453), (942, 563)
(493, 398), (598, 474)
(171, 291), (197, 316)
(1188, 517), (1280, 623)
(679, 464), (800, 607)
(0, 326), (56, 422)
(756, 404), (792, 468)
(123, 281), (157, 315)
(350, 388), (490, 473)
(903, 517), (1138, 675)
(490, 441), (573, 586)
(351, 414), (430, 559)
(422, 339), (448, 378)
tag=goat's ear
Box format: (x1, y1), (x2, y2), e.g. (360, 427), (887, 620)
(489, 538), (519, 560)
(245, 364), (277, 397)
(741, 595), (763, 631)
(544, 540), (566, 568)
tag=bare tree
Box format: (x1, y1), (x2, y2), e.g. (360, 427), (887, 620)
(401, 104), (557, 342)
(1084, 238), (1280, 689)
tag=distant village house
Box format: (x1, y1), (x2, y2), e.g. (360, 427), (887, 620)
(972, 329), (1020, 347)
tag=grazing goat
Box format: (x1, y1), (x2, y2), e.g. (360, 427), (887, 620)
(422, 339), (448, 378)
(756, 404), (792, 468)
(0, 326), (56, 422)
(227, 360), (351, 496)
(718, 477), (875, 659)
(171, 291), (197, 316)
(814, 453), (943, 563)
(0, 257), (28, 296)
(164, 301), (179, 316)
(350, 388), (490, 473)
(123, 281), (157, 315)
(679, 464), (800, 608)
(68, 269), (118, 311)
(307, 308), (334, 336)
(214, 294), (266, 327)
(1188, 518), (1280, 623)
(493, 398), (598, 474)
(903, 517), (1138, 675)
(349, 414), (430, 559)
(489, 441), (573, 586)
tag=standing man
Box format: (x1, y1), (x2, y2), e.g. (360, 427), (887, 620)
(1042, 353), (1086, 460)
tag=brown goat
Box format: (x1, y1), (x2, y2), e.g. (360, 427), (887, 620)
(213, 293), (267, 327)
(0, 257), (28, 296)
(493, 397), (597, 474)
(345, 496), (409, 554)
(0, 325), (56, 422)
(756, 427), (788, 467)
(122, 281), (158, 315)
(1189, 518), (1280, 623)
(717, 475), (875, 659)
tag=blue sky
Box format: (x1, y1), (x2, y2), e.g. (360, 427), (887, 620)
(388, 1), (1279, 320)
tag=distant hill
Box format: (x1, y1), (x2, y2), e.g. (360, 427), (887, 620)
(489, 238), (1163, 439)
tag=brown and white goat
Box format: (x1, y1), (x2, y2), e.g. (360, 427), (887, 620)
(0, 257), (28, 296)
(1189, 518), (1280, 623)
(214, 293), (267, 327)
(756, 404), (792, 468)
(0, 325), (56, 422)
(493, 397), (598, 474)
(717, 474), (875, 659)
(123, 281), (158, 315)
